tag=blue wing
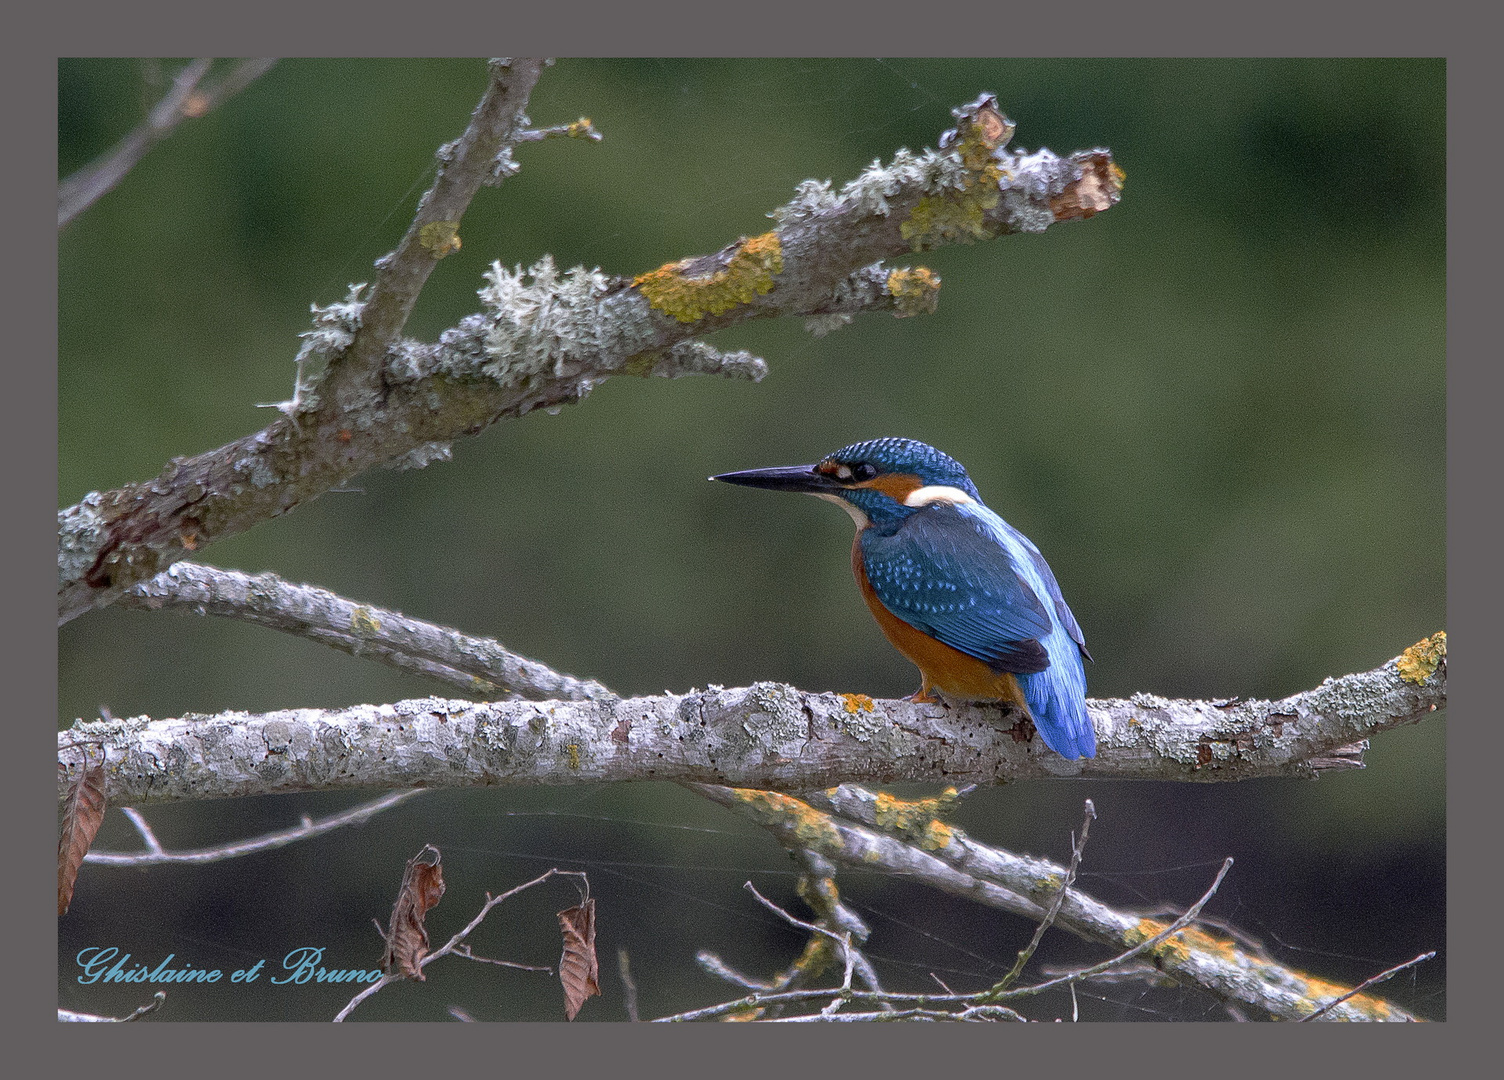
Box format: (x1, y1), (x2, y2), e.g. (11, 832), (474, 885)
(861, 502), (1095, 759)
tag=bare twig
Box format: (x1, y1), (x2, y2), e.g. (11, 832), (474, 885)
(124, 561), (612, 701)
(322, 58), (545, 410)
(997, 798), (1095, 990)
(618, 948), (640, 1022)
(742, 881), (856, 1015)
(59, 59), (276, 228)
(86, 790), (426, 866)
(58, 991), (167, 1023)
(334, 867), (585, 1021)
(984, 857), (1234, 1004)
(119, 808), (164, 855)
(1297, 951), (1437, 1022)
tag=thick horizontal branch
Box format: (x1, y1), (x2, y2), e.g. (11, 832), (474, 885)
(692, 784), (1422, 1022)
(58, 636), (1444, 805)
(122, 561), (613, 702)
(59, 89), (1119, 624)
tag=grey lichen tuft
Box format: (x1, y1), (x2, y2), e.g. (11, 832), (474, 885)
(771, 178), (840, 227)
(302, 284), (367, 357)
(837, 147), (970, 219)
(384, 441), (454, 471)
(998, 189), (1057, 233)
(477, 255), (613, 383)
(804, 313), (853, 337)
(58, 494), (108, 584)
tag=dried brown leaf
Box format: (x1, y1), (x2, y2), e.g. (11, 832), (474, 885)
(58, 760), (107, 915)
(381, 844), (445, 979)
(558, 898), (600, 1020)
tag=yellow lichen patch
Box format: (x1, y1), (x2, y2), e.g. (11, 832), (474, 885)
(885, 267), (941, 317)
(920, 819), (954, 851)
(788, 934), (837, 981)
(566, 117), (595, 138)
(350, 606), (381, 636)
(900, 106), (1005, 251)
(1128, 919), (1414, 1020)
(565, 743), (581, 770)
(418, 220), (462, 258)
(841, 693), (876, 714)
(728, 787), (843, 851)
(1397, 631), (1446, 685)
(633, 232), (784, 324)
(870, 788), (963, 843)
(900, 184), (998, 250)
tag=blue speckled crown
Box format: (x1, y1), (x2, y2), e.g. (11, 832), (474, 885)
(825, 438), (981, 498)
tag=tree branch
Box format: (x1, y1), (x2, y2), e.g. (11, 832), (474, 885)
(59, 59), (278, 229)
(85, 790), (427, 866)
(58, 636), (1444, 804)
(689, 785), (1424, 1021)
(122, 561), (613, 702)
(58, 86), (1120, 625)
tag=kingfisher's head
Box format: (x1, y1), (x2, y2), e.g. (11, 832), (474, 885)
(711, 437), (982, 530)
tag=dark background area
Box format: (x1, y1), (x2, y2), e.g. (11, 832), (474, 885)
(58, 58), (1444, 1021)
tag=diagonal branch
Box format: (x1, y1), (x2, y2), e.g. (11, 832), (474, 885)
(59, 88), (1121, 625)
(320, 57), (545, 411)
(692, 785), (1425, 1021)
(122, 561), (613, 702)
(58, 636), (1444, 804)
(59, 59), (278, 229)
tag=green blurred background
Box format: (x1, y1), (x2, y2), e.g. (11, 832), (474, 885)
(58, 59), (1444, 1021)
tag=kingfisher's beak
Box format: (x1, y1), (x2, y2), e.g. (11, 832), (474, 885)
(710, 463), (845, 495)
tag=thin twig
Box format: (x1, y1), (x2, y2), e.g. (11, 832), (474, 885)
(986, 857), (1234, 1004)
(320, 57), (545, 408)
(659, 857), (1234, 1023)
(334, 867), (585, 1021)
(998, 798), (1095, 990)
(1297, 951), (1437, 1023)
(86, 790), (427, 865)
(118, 808), (164, 855)
(59, 991), (167, 1023)
(618, 948), (641, 1022)
(59, 59), (276, 228)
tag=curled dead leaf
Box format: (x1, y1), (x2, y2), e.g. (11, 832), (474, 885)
(58, 757), (107, 915)
(558, 898), (600, 1020)
(382, 844), (445, 979)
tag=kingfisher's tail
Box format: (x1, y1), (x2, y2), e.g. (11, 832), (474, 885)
(1018, 647), (1095, 759)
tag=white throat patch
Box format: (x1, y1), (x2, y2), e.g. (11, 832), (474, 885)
(812, 492), (871, 528)
(903, 485), (977, 508)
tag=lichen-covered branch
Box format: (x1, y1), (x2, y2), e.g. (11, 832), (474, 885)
(691, 784), (1424, 1021)
(58, 636), (1444, 805)
(59, 85), (1120, 625)
(122, 561), (613, 702)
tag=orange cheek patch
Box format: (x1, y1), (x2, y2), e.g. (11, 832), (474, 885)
(854, 473), (923, 501)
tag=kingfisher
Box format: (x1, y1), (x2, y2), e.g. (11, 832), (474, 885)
(712, 437), (1095, 759)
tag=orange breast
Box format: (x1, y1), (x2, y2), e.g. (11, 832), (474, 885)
(850, 534), (1030, 711)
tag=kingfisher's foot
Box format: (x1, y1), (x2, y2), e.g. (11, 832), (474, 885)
(908, 689), (942, 704)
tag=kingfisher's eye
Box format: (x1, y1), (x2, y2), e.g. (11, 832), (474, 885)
(852, 462), (878, 481)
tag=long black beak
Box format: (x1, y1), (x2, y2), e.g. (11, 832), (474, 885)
(710, 463), (845, 495)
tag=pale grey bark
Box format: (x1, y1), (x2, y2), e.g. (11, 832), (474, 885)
(58, 644), (1444, 805)
(123, 562), (613, 702)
